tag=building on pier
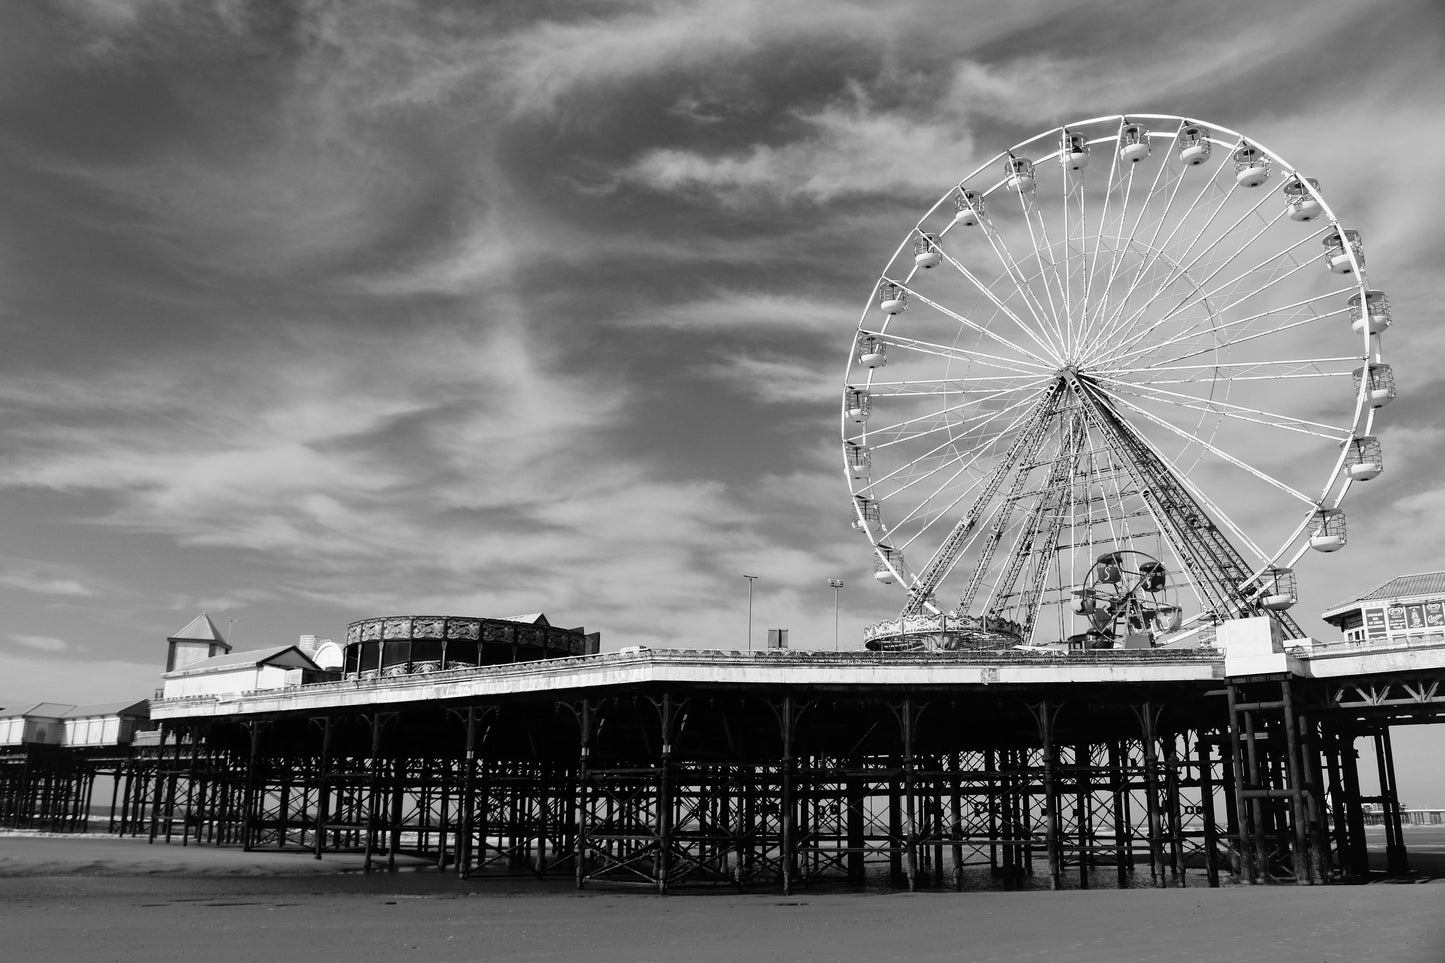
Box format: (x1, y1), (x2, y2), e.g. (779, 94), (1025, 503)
(1322, 571), (1445, 643)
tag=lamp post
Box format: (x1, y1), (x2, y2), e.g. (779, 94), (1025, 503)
(743, 575), (759, 650)
(827, 579), (844, 651)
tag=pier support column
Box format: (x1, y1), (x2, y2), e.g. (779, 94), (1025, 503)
(657, 693), (676, 895)
(779, 695), (796, 896)
(239, 722), (265, 852)
(312, 717), (333, 860)
(575, 699), (593, 890)
(1135, 703), (1166, 888)
(1029, 700), (1063, 891)
(1339, 729), (1370, 878)
(900, 697), (918, 892)
(1198, 734), (1220, 888)
(1375, 726), (1408, 875)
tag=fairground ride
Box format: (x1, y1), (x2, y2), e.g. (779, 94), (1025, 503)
(843, 114), (1393, 652)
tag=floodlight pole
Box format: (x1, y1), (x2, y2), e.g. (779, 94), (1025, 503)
(828, 579), (844, 651)
(743, 575), (759, 650)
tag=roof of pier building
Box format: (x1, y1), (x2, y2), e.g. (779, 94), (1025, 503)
(167, 612), (233, 651)
(163, 645), (322, 677)
(1322, 571), (1445, 623)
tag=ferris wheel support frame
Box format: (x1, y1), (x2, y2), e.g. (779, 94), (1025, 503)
(899, 383), (1066, 619)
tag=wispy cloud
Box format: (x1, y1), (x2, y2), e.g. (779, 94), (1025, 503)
(620, 85), (978, 205)
(11, 634), (70, 652)
(0, 569), (94, 598)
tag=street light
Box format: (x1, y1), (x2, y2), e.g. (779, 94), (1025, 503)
(827, 579), (844, 651)
(743, 575), (759, 650)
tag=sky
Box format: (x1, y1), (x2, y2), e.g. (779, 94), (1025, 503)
(2, 0), (1444, 794)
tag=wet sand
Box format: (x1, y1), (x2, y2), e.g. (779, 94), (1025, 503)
(2, 833), (1442, 962)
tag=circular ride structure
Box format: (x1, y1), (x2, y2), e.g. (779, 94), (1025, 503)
(844, 114), (1392, 652)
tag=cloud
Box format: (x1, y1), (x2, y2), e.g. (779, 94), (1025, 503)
(0, 570), (94, 597)
(625, 291), (856, 331)
(11, 634), (70, 652)
(620, 85), (977, 205)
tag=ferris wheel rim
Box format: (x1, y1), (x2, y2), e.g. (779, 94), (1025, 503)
(844, 113), (1387, 638)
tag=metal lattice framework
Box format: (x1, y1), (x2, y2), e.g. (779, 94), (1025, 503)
(845, 114), (1390, 649)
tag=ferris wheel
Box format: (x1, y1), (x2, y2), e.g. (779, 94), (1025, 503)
(843, 114), (1393, 651)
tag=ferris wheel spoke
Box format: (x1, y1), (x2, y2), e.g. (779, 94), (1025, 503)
(867, 399), (1051, 532)
(1207, 241), (1331, 316)
(1137, 226), (1323, 355)
(892, 427), (1047, 561)
(1090, 382), (1319, 507)
(1091, 188), (1280, 360)
(1093, 374), (1355, 440)
(1087, 386), (1276, 565)
(861, 327), (1055, 378)
(1099, 356), (1359, 380)
(1170, 468), (1272, 564)
(863, 374), (1055, 396)
(887, 278), (1053, 365)
(1076, 151), (1174, 360)
(909, 263), (1063, 366)
(861, 375), (1046, 462)
(1096, 290), (1355, 371)
(863, 382), (1048, 451)
(1082, 141), (1241, 353)
(1017, 187), (1069, 344)
(976, 219), (1068, 361)
(1075, 123), (1128, 357)
(1061, 151), (1085, 358)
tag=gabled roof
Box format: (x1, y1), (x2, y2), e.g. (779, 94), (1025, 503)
(501, 613), (549, 626)
(168, 612), (233, 651)
(1322, 571), (1445, 619)
(0, 702), (75, 719)
(63, 700), (149, 718)
(164, 645), (320, 677)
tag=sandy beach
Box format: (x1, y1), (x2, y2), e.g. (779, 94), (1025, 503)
(1, 832), (1442, 963)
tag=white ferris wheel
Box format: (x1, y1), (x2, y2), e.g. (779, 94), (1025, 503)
(843, 114), (1393, 651)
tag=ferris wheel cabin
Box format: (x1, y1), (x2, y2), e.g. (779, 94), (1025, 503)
(1349, 290), (1391, 335)
(952, 189), (984, 227)
(857, 335), (887, 368)
(877, 282), (907, 315)
(1176, 125), (1211, 165)
(1119, 123), (1150, 163)
(1323, 229), (1364, 274)
(1309, 508), (1348, 553)
(844, 388), (870, 425)
(1344, 435), (1384, 481)
(1354, 363), (1397, 408)
(1060, 130), (1090, 171)
(1283, 176), (1323, 221)
(914, 233), (942, 270)
(846, 443), (871, 479)
(1232, 145), (1270, 187)
(851, 497), (883, 532)
(1257, 567), (1298, 611)
(1003, 155), (1035, 192)
(874, 547), (899, 584)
